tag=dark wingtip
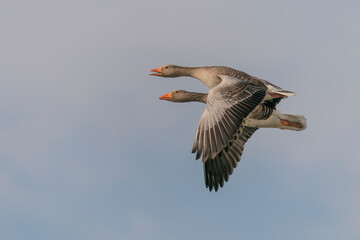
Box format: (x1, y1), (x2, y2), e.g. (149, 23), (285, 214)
(191, 144), (196, 153)
(208, 183), (213, 192)
(196, 151), (201, 160)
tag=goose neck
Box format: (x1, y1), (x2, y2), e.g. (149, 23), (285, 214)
(185, 92), (207, 103)
(178, 66), (218, 88)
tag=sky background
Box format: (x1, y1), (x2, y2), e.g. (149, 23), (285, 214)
(1, 1), (359, 239)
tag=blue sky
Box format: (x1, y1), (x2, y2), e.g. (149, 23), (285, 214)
(1, 1), (359, 239)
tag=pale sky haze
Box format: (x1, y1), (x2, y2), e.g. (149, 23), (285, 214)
(0, 1), (359, 240)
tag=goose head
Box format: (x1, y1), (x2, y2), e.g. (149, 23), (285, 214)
(149, 65), (184, 77)
(159, 90), (207, 103)
(159, 90), (188, 102)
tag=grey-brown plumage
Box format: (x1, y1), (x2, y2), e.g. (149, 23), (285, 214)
(211, 66), (266, 85)
(152, 65), (304, 192)
(159, 89), (290, 191)
(248, 98), (282, 120)
(191, 77), (266, 162)
(204, 127), (258, 191)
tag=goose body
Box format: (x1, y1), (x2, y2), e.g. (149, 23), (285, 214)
(159, 89), (306, 191)
(150, 65), (305, 191)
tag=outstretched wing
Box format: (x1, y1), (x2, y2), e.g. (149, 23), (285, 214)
(192, 75), (266, 162)
(203, 127), (258, 192)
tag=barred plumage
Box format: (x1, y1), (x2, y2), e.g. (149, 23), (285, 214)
(151, 64), (304, 192)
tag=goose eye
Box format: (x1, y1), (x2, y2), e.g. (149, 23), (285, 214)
(175, 91), (178, 93)
(165, 66), (168, 69)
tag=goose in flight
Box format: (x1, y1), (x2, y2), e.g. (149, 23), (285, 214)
(159, 89), (306, 191)
(150, 65), (306, 191)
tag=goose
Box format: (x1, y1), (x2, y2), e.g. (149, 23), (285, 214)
(150, 65), (305, 191)
(159, 89), (306, 191)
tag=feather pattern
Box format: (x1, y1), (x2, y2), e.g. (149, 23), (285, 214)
(151, 64), (304, 192)
(192, 75), (266, 162)
(204, 127), (258, 191)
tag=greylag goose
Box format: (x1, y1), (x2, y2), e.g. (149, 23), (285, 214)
(159, 89), (306, 191)
(150, 65), (305, 191)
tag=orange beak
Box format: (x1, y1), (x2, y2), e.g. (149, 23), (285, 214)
(159, 92), (173, 100)
(149, 67), (162, 76)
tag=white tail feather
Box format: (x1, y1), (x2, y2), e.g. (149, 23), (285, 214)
(273, 90), (296, 97)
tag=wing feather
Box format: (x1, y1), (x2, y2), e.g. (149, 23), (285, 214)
(203, 127), (258, 191)
(193, 75), (266, 162)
